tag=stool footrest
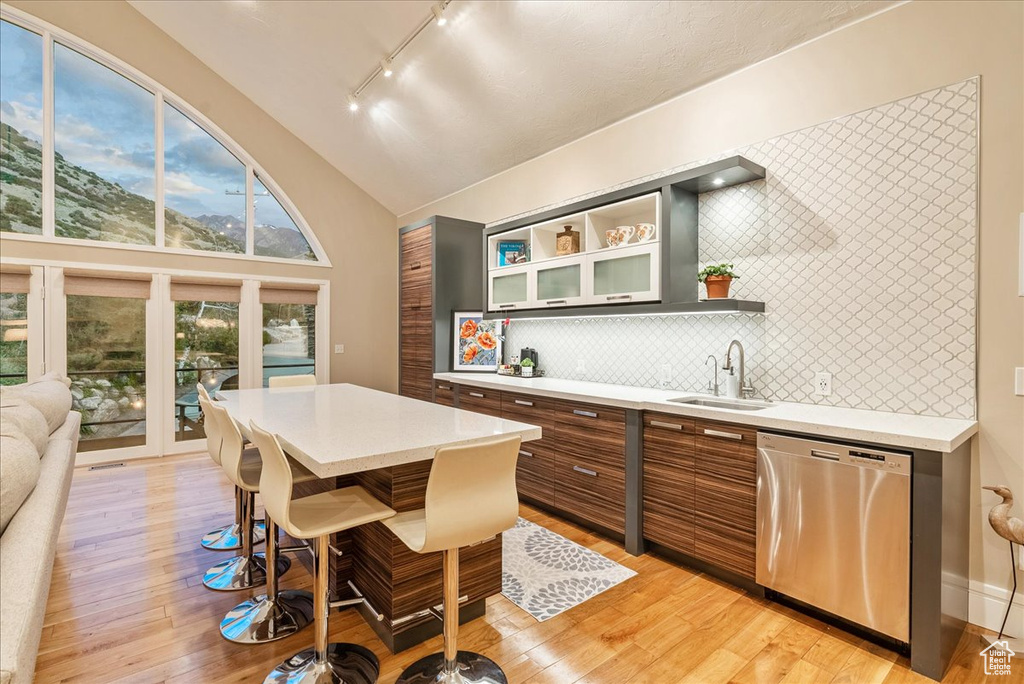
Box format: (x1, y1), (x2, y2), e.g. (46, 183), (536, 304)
(391, 594), (468, 629)
(330, 580), (384, 622)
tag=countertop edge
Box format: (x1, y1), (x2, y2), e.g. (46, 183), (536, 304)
(434, 372), (978, 454)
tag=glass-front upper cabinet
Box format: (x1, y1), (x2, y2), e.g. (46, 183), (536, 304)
(533, 255), (587, 308)
(487, 264), (532, 312)
(586, 242), (660, 304)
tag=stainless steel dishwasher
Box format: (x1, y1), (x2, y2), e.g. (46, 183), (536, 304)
(756, 433), (911, 642)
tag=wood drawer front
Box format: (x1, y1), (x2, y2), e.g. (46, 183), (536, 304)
(643, 412), (695, 437)
(643, 459), (695, 554)
(457, 387), (502, 417)
(516, 443), (554, 506)
(694, 472), (756, 579)
(501, 392), (556, 431)
(554, 453), (625, 534)
(555, 400), (626, 435)
(434, 381), (456, 407)
(555, 419), (626, 474)
(695, 420), (756, 484)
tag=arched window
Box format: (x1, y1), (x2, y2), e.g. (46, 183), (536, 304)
(0, 11), (325, 264)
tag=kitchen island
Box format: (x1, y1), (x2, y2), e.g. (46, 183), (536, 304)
(217, 383), (542, 652)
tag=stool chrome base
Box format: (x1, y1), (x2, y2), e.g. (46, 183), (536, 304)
(220, 589), (314, 643)
(200, 519), (266, 551)
(264, 643), (379, 684)
(394, 651), (507, 684)
(202, 552), (290, 591)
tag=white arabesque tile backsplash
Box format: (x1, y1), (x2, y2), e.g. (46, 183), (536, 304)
(502, 78), (978, 420)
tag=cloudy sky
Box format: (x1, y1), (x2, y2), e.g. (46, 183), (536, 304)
(1, 18), (301, 234)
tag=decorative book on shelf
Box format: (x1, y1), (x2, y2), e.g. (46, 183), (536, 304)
(497, 240), (529, 266)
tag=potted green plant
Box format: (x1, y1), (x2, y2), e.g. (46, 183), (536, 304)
(697, 263), (739, 299)
(519, 357), (535, 378)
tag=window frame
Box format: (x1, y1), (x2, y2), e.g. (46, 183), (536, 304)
(0, 7), (331, 267)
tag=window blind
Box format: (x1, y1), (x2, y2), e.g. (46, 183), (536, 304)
(169, 279), (242, 303)
(259, 284), (319, 305)
(64, 273), (152, 299)
(0, 269), (30, 294)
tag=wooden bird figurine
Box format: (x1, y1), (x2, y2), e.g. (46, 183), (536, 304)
(983, 486), (1024, 545)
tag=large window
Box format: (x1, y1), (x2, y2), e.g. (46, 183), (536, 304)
(0, 20), (44, 235)
(0, 14), (323, 263)
(0, 276), (29, 385)
(172, 282), (240, 442)
(65, 276), (149, 452)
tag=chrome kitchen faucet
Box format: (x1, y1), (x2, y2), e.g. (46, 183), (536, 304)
(723, 340), (756, 399)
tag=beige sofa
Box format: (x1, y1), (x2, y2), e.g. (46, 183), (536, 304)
(0, 374), (78, 684)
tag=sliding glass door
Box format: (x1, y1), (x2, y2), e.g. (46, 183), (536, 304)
(0, 268), (40, 385)
(260, 285), (318, 387)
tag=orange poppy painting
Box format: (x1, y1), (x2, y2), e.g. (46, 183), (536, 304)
(452, 312), (502, 371)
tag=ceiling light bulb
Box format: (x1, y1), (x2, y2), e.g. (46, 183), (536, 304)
(713, 177), (725, 186)
(380, 58), (393, 78)
(348, 95), (359, 112)
(432, 3), (447, 26)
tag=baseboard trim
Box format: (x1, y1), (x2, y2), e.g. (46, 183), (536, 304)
(969, 579), (1024, 638)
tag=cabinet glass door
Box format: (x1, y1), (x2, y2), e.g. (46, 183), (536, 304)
(488, 266), (531, 311)
(587, 243), (660, 304)
(534, 256), (586, 308)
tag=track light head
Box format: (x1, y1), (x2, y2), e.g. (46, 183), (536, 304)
(432, 3), (447, 26)
(380, 58), (393, 78)
(348, 94), (359, 112)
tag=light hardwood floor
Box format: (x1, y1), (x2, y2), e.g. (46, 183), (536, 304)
(35, 452), (1001, 684)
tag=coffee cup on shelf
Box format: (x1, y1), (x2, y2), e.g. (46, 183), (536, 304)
(616, 225), (635, 244)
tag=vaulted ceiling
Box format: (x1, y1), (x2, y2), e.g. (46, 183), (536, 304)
(129, 0), (895, 216)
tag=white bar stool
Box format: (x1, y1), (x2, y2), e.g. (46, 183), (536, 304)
(249, 420), (396, 684)
(268, 374), (317, 388)
(197, 383), (265, 551)
(201, 399), (299, 591)
(385, 435), (521, 684)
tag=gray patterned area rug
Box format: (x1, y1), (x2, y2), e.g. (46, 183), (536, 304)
(501, 517), (637, 622)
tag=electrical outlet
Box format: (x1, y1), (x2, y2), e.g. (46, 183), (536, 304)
(660, 364), (672, 388)
(576, 359), (586, 374)
(334, 344), (344, 354)
(814, 372), (832, 397)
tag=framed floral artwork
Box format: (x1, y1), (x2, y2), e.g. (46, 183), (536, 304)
(452, 311), (502, 372)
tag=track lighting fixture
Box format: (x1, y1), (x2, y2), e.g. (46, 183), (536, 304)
(348, 95), (359, 112)
(432, 3), (448, 26)
(380, 58), (393, 78)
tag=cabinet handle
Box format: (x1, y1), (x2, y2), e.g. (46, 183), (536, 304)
(650, 420), (683, 431)
(436, 385), (451, 391)
(703, 428), (743, 441)
(519, 450), (533, 458)
(572, 409), (598, 418)
(514, 399), (534, 407)
(468, 391), (485, 398)
(498, 304), (517, 309)
(546, 299), (567, 305)
(606, 295), (632, 301)
(410, 261), (422, 270)
(573, 465), (598, 477)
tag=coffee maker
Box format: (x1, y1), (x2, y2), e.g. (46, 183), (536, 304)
(519, 348), (539, 368)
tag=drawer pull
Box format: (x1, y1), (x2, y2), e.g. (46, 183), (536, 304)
(546, 299), (567, 305)
(436, 385), (451, 391)
(519, 450), (533, 458)
(650, 420), (684, 431)
(514, 399), (534, 407)
(703, 428), (743, 440)
(409, 261), (422, 270)
(468, 391), (485, 398)
(606, 294), (632, 301)
(572, 409), (598, 418)
(498, 304), (517, 309)
(573, 465), (598, 477)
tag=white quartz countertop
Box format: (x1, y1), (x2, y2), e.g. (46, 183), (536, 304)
(434, 373), (978, 453)
(217, 384), (542, 478)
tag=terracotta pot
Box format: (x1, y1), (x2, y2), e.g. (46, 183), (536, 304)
(704, 275), (733, 299)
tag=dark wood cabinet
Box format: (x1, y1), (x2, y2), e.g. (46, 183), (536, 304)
(553, 400), (627, 534)
(398, 216), (484, 402)
(642, 412), (696, 555)
(692, 420), (758, 579)
(501, 393), (556, 506)
(433, 380), (456, 407)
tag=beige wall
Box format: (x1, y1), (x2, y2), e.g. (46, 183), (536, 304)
(1, 0), (398, 394)
(400, 1), (1024, 620)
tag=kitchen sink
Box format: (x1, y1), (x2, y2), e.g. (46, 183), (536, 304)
(667, 397), (772, 411)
